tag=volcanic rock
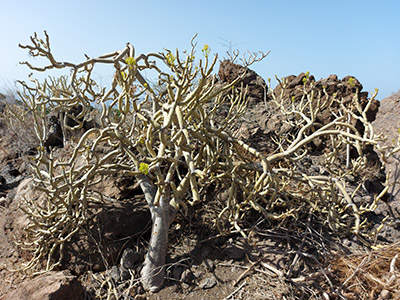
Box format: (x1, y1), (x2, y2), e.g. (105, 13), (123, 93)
(44, 115), (64, 151)
(373, 91), (400, 202)
(218, 60), (268, 104)
(2, 271), (85, 300)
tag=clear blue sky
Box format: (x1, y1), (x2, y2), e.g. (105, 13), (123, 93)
(1, 0), (399, 99)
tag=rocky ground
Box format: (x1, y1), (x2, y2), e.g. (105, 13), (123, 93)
(0, 66), (399, 300)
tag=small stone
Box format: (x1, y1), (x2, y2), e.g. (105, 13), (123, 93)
(181, 282), (190, 290)
(199, 276), (217, 289)
(6, 162), (21, 177)
(119, 266), (131, 281)
(135, 285), (145, 296)
(344, 174), (355, 182)
(380, 289), (391, 299)
(223, 244), (246, 259)
(2, 270), (84, 300)
(172, 266), (183, 281)
(201, 246), (210, 258)
(107, 266), (121, 283)
(181, 269), (196, 283)
(193, 270), (203, 279)
(202, 259), (215, 271)
(231, 265), (242, 273)
(120, 248), (140, 269)
(92, 263), (102, 272)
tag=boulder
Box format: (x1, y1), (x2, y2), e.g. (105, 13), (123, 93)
(1, 271), (85, 300)
(120, 248), (140, 269)
(0, 162), (24, 194)
(44, 115), (64, 151)
(270, 73), (380, 156)
(373, 91), (400, 201)
(218, 60), (268, 104)
(273, 73), (379, 127)
(62, 104), (100, 131)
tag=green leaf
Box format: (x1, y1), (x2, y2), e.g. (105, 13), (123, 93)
(302, 71), (310, 84)
(139, 162), (149, 175)
(348, 77), (355, 87)
(125, 57), (136, 66)
(166, 52), (175, 66)
(201, 44), (210, 57)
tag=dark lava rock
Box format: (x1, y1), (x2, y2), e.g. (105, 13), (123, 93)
(120, 248), (140, 269)
(218, 60), (268, 105)
(199, 276), (217, 289)
(2, 270), (85, 300)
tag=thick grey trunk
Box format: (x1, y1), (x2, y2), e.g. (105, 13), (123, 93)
(136, 175), (170, 292)
(140, 198), (170, 292)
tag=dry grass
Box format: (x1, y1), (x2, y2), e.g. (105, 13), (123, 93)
(0, 103), (38, 157)
(329, 241), (400, 299)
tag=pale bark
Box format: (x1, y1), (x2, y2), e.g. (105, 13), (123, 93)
(137, 174), (170, 292)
